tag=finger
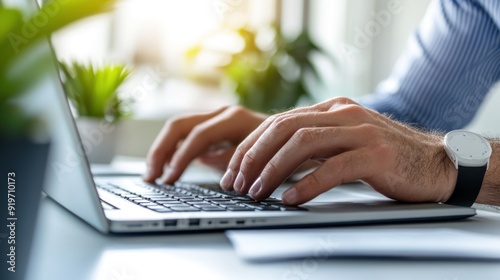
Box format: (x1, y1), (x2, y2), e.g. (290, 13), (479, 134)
(281, 150), (371, 205)
(227, 112), (317, 193)
(222, 105), (325, 188)
(164, 108), (260, 184)
(248, 126), (367, 200)
(230, 106), (374, 194)
(143, 107), (228, 182)
(222, 99), (368, 190)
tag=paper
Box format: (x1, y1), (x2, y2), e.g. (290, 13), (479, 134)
(226, 228), (500, 261)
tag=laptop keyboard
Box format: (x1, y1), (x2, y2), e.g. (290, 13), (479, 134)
(97, 182), (307, 213)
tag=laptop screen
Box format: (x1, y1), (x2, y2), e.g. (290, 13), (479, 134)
(9, 0), (110, 232)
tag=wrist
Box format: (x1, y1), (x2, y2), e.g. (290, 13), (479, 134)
(475, 140), (499, 205)
(430, 138), (457, 203)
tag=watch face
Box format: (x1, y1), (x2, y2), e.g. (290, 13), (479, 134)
(445, 131), (491, 161)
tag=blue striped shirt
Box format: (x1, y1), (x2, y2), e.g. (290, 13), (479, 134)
(359, 0), (500, 131)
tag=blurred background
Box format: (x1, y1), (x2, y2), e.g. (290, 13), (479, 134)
(50, 0), (500, 158)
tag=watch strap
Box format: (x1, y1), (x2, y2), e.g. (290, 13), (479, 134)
(445, 164), (487, 207)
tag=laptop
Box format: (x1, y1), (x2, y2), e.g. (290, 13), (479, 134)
(23, 2), (475, 234)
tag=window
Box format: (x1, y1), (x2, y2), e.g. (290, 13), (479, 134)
(52, 0), (430, 119)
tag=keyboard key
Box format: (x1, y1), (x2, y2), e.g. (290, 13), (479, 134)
(140, 202), (159, 207)
(132, 199), (150, 204)
(122, 194), (141, 199)
(152, 208), (173, 213)
(218, 204), (241, 209)
(161, 203), (183, 207)
(175, 196), (197, 200)
(154, 198), (179, 203)
(169, 206), (201, 212)
(100, 181), (299, 214)
(264, 198), (282, 202)
(216, 201), (240, 205)
(197, 195), (220, 200)
(230, 196), (254, 202)
(255, 205), (281, 211)
(191, 202), (216, 206)
(109, 189), (125, 195)
(263, 201), (285, 206)
(180, 198), (204, 203)
(147, 205), (169, 210)
(200, 206), (226, 211)
(243, 201), (267, 205)
(209, 198), (232, 202)
(280, 206), (308, 211)
(226, 206), (255, 211)
(142, 194), (169, 198)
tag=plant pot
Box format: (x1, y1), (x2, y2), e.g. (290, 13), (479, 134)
(0, 137), (50, 280)
(75, 117), (120, 164)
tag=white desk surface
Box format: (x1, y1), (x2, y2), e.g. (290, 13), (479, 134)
(26, 191), (500, 280)
(26, 161), (500, 280)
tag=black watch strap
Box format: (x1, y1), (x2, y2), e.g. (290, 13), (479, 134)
(445, 164), (487, 207)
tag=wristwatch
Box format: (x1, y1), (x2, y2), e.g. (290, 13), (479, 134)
(443, 130), (492, 207)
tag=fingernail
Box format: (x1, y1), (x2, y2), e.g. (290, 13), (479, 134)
(220, 169), (234, 190)
(283, 188), (298, 205)
(233, 172), (245, 192)
(249, 177), (262, 197)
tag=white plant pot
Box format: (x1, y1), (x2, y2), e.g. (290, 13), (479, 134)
(75, 117), (120, 164)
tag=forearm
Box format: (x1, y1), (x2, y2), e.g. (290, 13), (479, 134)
(477, 140), (500, 206)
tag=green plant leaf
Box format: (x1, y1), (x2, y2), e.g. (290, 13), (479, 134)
(1, 49), (53, 101)
(0, 0), (115, 80)
(59, 61), (132, 121)
(186, 25), (337, 113)
(0, 8), (23, 51)
(0, 0), (118, 138)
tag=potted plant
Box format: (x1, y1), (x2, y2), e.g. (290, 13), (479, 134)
(0, 1), (114, 279)
(186, 26), (336, 113)
(59, 61), (132, 163)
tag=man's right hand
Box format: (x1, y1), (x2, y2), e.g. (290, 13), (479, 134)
(143, 106), (267, 184)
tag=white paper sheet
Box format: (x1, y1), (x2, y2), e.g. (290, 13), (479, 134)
(226, 228), (500, 261)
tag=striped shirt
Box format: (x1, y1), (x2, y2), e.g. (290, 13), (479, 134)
(359, 0), (500, 131)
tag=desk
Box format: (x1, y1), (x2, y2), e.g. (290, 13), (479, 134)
(26, 186), (500, 280)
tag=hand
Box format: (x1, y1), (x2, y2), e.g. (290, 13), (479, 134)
(220, 97), (458, 205)
(143, 106), (267, 183)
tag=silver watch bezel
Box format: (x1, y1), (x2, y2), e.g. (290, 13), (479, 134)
(444, 130), (491, 169)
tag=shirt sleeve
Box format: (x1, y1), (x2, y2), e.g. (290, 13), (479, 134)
(359, 0), (500, 131)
